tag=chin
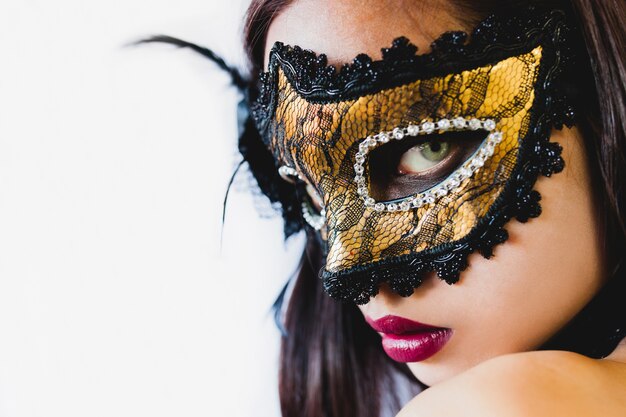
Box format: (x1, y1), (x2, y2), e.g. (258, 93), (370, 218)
(405, 344), (522, 387)
(404, 345), (489, 387)
(406, 361), (460, 387)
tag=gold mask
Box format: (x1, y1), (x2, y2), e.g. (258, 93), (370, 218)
(249, 8), (580, 304)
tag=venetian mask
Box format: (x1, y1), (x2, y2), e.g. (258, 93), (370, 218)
(248, 7), (581, 304)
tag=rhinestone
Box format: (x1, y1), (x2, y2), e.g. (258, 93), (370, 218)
(301, 202), (325, 231)
(359, 142), (369, 152)
(447, 177), (460, 189)
(424, 193), (435, 204)
(407, 124), (419, 136)
(278, 166), (298, 177)
(483, 119), (496, 131)
(411, 197), (424, 208)
(481, 144), (495, 157)
(434, 187), (448, 197)
(460, 167), (472, 178)
(354, 175), (365, 184)
(374, 203), (385, 212)
(392, 128), (404, 140)
(471, 158), (485, 169)
(437, 118), (451, 131)
(491, 132), (503, 143)
(377, 133), (390, 143)
(469, 118), (481, 130)
(422, 121), (435, 134)
(399, 201), (411, 211)
(355, 154), (365, 164)
(387, 203), (398, 212)
(453, 117), (466, 129)
(357, 187), (367, 195)
(365, 197), (375, 206)
(354, 164), (364, 174)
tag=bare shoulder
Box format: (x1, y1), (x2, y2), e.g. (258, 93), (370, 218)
(396, 350), (626, 417)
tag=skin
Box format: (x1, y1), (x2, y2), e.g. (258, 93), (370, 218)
(264, 0), (626, 414)
(397, 350), (626, 416)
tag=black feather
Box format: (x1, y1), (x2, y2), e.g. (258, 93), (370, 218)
(130, 35), (248, 90)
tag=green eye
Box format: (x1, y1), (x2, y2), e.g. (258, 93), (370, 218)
(421, 141), (450, 162)
(398, 141), (451, 174)
(367, 129), (486, 201)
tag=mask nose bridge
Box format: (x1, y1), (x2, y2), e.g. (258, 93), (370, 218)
(322, 185), (376, 272)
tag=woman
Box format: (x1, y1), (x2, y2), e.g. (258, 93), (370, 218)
(143, 0), (626, 415)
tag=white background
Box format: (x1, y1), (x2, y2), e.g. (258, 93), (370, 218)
(0, 1), (304, 416)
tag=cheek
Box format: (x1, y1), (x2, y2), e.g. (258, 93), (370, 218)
(454, 131), (604, 356)
(456, 181), (602, 354)
(465, 128), (603, 349)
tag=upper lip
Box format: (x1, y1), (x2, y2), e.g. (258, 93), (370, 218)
(365, 314), (446, 335)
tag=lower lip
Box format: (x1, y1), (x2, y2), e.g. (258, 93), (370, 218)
(381, 328), (453, 362)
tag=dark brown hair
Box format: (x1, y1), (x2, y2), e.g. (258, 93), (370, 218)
(242, 1), (626, 416)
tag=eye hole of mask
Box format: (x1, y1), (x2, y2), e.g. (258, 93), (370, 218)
(367, 130), (485, 202)
(277, 166), (325, 215)
(305, 183), (324, 212)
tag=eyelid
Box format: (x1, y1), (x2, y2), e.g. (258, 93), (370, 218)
(353, 117), (502, 213)
(396, 141), (456, 177)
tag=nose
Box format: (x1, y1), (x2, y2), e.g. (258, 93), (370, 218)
(374, 281), (408, 306)
(361, 281), (412, 318)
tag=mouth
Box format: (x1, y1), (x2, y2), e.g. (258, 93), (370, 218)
(365, 315), (453, 363)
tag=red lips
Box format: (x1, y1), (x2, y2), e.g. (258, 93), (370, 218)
(365, 315), (453, 363)
(365, 314), (442, 334)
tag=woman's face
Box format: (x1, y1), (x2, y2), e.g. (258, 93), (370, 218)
(265, 0), (606, 386)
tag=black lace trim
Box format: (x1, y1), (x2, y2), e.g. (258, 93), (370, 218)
(316, 9), (577, 304)
(249, 7), (580, 143)
(237, 110), (304, 239)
